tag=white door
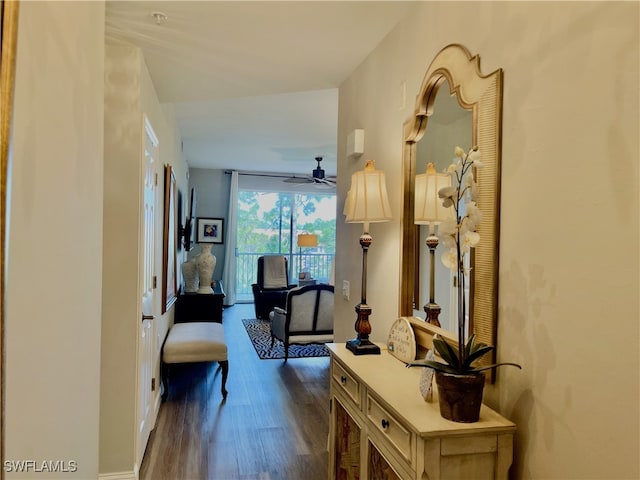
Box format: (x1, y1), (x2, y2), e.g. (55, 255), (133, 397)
(137, 116), (159, 468)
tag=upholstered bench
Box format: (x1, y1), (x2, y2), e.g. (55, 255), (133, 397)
(161, 322), (228, 400)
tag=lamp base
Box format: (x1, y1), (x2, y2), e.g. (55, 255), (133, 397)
(346, 338), (381, 355)
(424, 303), (441, 327)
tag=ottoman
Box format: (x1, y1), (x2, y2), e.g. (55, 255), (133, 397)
(161, 322), (228, 400)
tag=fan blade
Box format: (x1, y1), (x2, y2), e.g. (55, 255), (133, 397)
(314, 176), (336, 184)
(312, 177), (336, 188)
(283, 176), (314, 184)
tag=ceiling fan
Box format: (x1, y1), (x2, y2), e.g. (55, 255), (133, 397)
(284, 157), (336, 187)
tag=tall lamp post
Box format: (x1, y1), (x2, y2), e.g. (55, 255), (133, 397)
(344, 160), (392, 355)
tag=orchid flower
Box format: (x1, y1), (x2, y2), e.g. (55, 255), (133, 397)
(439, 146), (482, 272)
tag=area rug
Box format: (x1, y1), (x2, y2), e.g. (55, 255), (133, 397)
(241, 318), (330, 360)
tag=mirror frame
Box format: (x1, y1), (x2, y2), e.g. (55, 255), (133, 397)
(400, 44), (503, 376)
(0, 0), (19, 470)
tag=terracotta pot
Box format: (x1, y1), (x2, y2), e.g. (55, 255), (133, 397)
(435, 371), (485, 423)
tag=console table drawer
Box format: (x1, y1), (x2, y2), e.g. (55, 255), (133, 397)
(367, 394), (412, 464)
(332, 359), (360, 407)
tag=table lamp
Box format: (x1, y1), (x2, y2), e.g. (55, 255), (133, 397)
(344, 160), (392, 355)
(297, 233), (318, 279)
(414, 162), (453, 326)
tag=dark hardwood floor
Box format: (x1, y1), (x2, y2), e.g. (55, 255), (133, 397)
(140, 303), (330, 480)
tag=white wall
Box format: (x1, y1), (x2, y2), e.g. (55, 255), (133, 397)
(187, 168), (230, 281)
(336, 2), (638, 479)
(101, 44), (189, 476)
(6, 2), (105, 478)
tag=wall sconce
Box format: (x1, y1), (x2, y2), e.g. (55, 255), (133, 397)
(344, 160), (392, 355)
(414, 162), (453, 326)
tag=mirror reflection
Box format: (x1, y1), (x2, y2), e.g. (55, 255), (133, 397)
(413, 81), (472, 334)
(400, 44), (503, 376)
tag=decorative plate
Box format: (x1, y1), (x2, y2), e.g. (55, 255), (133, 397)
(387, 317), (417, 363)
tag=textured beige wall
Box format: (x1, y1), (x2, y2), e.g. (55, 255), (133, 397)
(101, 44), (143, 475)
(336, 2), (639, 479)
(6, 2), (105, 478)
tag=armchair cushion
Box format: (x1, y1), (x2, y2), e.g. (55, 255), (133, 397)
(261, 255), (288, 288)
(252, 255), (295, 319)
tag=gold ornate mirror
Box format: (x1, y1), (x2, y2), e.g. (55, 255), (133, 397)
(400, 44), (503, 374)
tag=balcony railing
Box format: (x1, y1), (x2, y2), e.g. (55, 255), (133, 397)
(236, 252), (335, 301)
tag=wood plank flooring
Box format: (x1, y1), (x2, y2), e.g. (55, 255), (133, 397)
(140, 303), (330, 480)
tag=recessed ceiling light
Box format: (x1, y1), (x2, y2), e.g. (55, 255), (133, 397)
(150, 11), (168, 25)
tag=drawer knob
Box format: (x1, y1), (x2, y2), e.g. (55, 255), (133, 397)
(381, 419), (389, 429)
(340, 376), (347, 384)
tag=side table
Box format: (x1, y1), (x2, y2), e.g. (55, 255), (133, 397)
(175, 281), (225, 323)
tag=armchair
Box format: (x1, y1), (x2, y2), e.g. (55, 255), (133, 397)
(270, 284), (334, 362)
(251, 255), (296, 319)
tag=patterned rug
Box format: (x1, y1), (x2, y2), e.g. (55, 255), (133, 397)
(241, 318), (330, 360)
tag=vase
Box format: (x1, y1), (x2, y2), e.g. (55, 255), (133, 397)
(181, 257), (199, 293)
(196, 244), (216, 294)
(435, 371), (485, 422)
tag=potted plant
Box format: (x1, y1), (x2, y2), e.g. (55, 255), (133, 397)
(408, 146), (521, 423)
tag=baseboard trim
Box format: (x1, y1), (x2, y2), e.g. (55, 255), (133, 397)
(98, 471), (136, 480)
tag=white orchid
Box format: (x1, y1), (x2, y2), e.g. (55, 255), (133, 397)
(442, 249), (458, 269)
(437, 146), (482, 272)
(438, 219), (458, 249)
(461, 230), (480, 252)
(438, 185), (458, 209)
(462, 201), (482, 231)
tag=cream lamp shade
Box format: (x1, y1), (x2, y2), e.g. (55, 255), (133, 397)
(297, 233), (318, 248)
(344, 160), (392, 227)
(414, 162), (453, 225)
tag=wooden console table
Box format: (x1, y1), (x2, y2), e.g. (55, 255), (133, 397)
(175, 281), (225, 323)
(327, 343), (515, 480)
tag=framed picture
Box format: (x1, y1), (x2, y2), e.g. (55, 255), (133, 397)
(162, 165), (178, 313)
(183, 187), (196, 251)
(196, 217), (224, 244)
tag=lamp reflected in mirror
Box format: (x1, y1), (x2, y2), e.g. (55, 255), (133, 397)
(414, 163), (453, 326)
(413, 81), (471, 331)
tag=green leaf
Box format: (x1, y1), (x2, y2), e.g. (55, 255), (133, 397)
(432, 337), (460, 370)
(470, 362), (522, 373)
(464, 334), (476, 359)
(406, 360), (459, 374)
(464, 345), (494, 367)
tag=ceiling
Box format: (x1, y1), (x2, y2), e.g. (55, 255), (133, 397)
(105, 1), (413, 177)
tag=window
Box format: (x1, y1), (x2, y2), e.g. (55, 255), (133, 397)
(236, 190), (336, 299)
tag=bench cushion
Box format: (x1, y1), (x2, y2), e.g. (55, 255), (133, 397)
(163, 322), (227, 364)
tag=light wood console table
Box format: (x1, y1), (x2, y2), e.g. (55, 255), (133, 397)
(327, 343), (515, 480)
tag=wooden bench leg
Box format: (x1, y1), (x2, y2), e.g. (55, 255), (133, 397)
(161, 362), (170, 401)
(219, 360), (229, 398)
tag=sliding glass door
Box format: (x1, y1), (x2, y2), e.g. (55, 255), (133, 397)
(236, 190), (336, 300)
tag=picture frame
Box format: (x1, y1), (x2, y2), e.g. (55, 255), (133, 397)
(196, 217), (224, 244)
(162, 165), (178, 313)
(183, 187), (196, 251)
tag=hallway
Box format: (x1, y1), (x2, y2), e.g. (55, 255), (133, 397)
(140, 303), (330, 480)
